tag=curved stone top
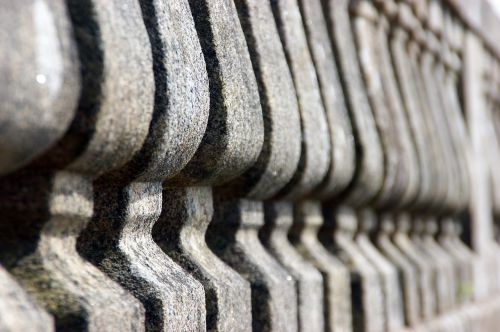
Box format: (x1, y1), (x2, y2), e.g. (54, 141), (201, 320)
(0, 0), (79, 175)
(217, 0), (302, 200)
(324, 0), (385, 207)
(300, 0), (357, 200)
(171, 0), (264, 187)
(105, 0), (209, 184)
(271, 0), (331, 201)
(30, 0), (155, 178)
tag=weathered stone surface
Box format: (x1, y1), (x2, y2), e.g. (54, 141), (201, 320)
(157, 187), (251, 332)
(323, 0), (385, 206)
(222, 0), (302, 200)
(376, 214), (421, 327)
(0, 0), (156, 329)
(172, 0), (264, 187)
(261, 202), (324, 331)
(298, 0), (356, 198)
(356, 210), (404, 331)
(270, 0), (330, 200)
(0, 266), (54, 332)
(331, 207), (384, 332)
(208, 199), (298, 332)
(295, 202), (353, 332)
(0, 0), (79, 175)
(77, 1), (211, 330)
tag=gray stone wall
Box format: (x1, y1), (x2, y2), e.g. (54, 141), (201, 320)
(1, 0), (500, 331)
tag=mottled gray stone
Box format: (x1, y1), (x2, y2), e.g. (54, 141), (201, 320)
(356, 210), (404, 331)
(330, 207), (384, 332)
(376, 214), (421, 327)
(261, 202), (324, 332)
(172, 0), (264, 187)
(0, 0), (79, 175)
(270, 0), (330, 200)
(0, 266), (54, 332)
(393, 215), (437, 320)
(77, 1), (211, 330)
(298, 0), (356, 198)
(0, 0), (156, 329)
(157, 187), (251, 332)
(322, 0), (385, 206)
(295, 201), (353, 332)
(208, 199), (298, 332)
(222, 0), (302, 200)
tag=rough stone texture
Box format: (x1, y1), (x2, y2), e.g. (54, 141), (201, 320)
(208, 199), (298, 332)
(330, 207), (384, 332)
(222, 0), (302, 200)
(261, 202), (324, 332)
(298, 0), (356, 199)
(0, 0), (79, 175)
(0, 172), (147, 331)
(77, 1), (211, 330)
(376, 214), (421, 327)
(295, 201), (353, 332)
(322, 0), (385, 206)
(0, 266), (54, 332)
(270, 0), (330, 200)
(0, 0), (157, 329)
(157, 187), (251, 332)
(172, 0), (264, 187)
(356, 210), (404, 331)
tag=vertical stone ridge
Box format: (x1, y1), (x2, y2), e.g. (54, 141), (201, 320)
(261, 201), (324, 331)
(208, 199), (298, 332)
(77, 0), (211, 330)
(0, 0), (156, 329)
(293, 201), (353, 332)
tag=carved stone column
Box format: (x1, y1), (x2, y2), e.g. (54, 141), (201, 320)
(0, 0), (156, 330)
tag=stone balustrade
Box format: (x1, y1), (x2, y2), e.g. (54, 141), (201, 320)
(1, 0), (500, 331)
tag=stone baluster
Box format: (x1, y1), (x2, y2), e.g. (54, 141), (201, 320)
(0, 1), (81, 330)
(297, 0), (356, 199)
(376, 214), (421, 327)
(0, 0), (156, 330)
(154, 0), (305, 330)
(322, 0), (385, 206)
(292, 1), (361, 331)
(374, 0), (421, 208)
(356, 210), (405, 331)
(393, 213), (437, 320)
(320, 1), (398, 331)
(76, 1), (212, 330)
(386, 0), (442, 322)
(439, 218), (474, 305)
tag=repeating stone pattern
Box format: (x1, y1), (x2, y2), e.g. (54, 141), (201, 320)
(2, 0), (500, 331)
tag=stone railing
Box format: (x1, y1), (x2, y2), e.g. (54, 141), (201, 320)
(1, 0), (500, 331)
